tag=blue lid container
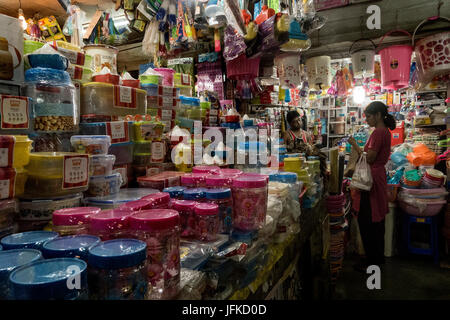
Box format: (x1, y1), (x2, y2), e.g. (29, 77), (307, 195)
(25, 67), (71, 84)
(42, 235), (101, 261)
(183, 188), (207, 201)
(1, 231), (59, 250)
(221, 123), (241, 129)
(180, 96), (200, 107)
(0, 249), (43, 286)
(205, 188), (231, 200)
(268, 172), (279, 182)
(277, 172), (298, 184)
(9, 258), (87, 300)
(88, 239), (147, 270)
(27, 54), (69, 70)
(163, 186), (187, 198)
(243, 120), (254, 127)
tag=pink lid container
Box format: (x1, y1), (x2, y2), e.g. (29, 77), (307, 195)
(141, 192), (171, 207)
(241, 172), (269, 183)
(233, 175), (267, 188)
(129, 209), (180, 231)
(89, 209), (134, 232)
(194, 203), (219, 216)
(180, 173), (208, 186)
(119, 199), (153, 212)
(220, 168), (243, 176)
(205, 175), (235, 187)
(154, 68), (175, 87)
(192, 166), (220, 174)
(171, 199), (198, 211)
(52, 207), (101, 226)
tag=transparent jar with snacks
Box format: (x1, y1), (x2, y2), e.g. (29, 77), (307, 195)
(171, 199), (197, 238)
(205, 188), (233, 234)
(89, 209), (135, 241)
(52, 207), (101, 236)
(194, 203), (220, 242)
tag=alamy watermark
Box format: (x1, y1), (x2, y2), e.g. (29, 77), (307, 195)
(366, 265), (381, 290)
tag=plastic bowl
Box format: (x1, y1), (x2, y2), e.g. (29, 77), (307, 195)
(27, 54), (69, 70)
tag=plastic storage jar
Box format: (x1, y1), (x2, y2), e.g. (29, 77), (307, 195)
(90, 154), (116, 176)
(109, 142), (134, 165)
(0, 135), (33, 168)
(192, 166), (220, 174)
(180, 173), (208, 188)
(205, 175), (236, 189)
(89, 209), (135, 241)
(133, 140), (152, 165)
(88, 173), (122, 197)
(129, 210), (180, 299)
(194, 203), (220, 242)
(183, 188), (207, 201)
(163, 186), (186, 199)
(0, 249), (43, 300)
(84, 188), (159, 210)
(119, 199), (153, 212)
(14, 168), (27, 198)
(171, 199), (197, 238)
(205, 188), (233, 234)
(18, 193), (82, 222)
(232, 175), (268, 232)
(141, 192), (171, 209)
(71, 135), (111, 155)
(42, 235), (101, 261)
(1, 230), (58, 250)
(137, 171), (183, 191)
(52, 207), (101, 236)
(9, 258), (88, 300)
(25, 152), (90, 198)
(88, 239), (147, 300)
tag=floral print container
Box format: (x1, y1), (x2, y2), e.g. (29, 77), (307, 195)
(194, 203), (220, 242)
(89, 209), (135, 241)
(205, 188), (233, 234)
(171, 200), (198, 238)
(140, 192), (171, 209)
(52, 207), (101, 236)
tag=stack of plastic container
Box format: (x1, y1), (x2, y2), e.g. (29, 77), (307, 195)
(177, 96), (200, 133)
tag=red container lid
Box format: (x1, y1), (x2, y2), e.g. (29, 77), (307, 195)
(141, 192), (171, 206)
(92, 74), (120, 85)
(232, 174), (267, 188)
(205, 175), (234, 187)
(52, 207), (101, 226)
(89, 209), (134, 232)
(0, 135), (15, 146)
(122, 79), (140, 88)
(192, 166), (220, 174)
(220, 168), (243, 176)
(171, 199), (198, 212)
(180, 173), (207, 185)
(194, 203), (219, 216)
(119, 199), (153, 212)
(129, 209), (180, 231)
(0, 167), (16, 179)
(241, 172), (270, 183)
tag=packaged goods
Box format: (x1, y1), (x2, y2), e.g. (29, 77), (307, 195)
(205, 188), (233, 234)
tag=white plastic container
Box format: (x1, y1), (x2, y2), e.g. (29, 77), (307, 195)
(71, 135), (111, 155)
(306, 56), (331, 91)
(90, 154), (116, 176)
(83, 44), (118, 74)
(88, 173), (122, 197)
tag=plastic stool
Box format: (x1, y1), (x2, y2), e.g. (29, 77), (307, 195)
(403, 214), (439, 264)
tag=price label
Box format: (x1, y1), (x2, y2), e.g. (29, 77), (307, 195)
(1, 96), (29, 129)
(106, 121), (129, 143)
(160, 109), (174, 120)
(182, 74), (190, 85)
(151, 141), (165, 163)
(113, 86), (136, 109)
(63, 155), (89, 189)
(0, 179), (11, 199)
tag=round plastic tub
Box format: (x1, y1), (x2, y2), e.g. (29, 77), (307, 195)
(14, 168), (28, 198)
(192, 166), (220, 174)
(84, 188), (159, 210)
(83, 44), (118, 74)
(88, 173), (122, 197)
(183, 188), (207, 201)
(0, 167), (16, 199)
(90, 154), (116, 176)
(129, 210), (180, 299)
(18, 193), (82, 222)
(163, 186), (186, 199)
(89, 209), (135, 241)
(205, 188), (233, 234)
(181, 173), (208, 188)
(109, 142), (134, 165)
(141, 192), (171, 209)
(119, 199), (153, 212)
(9, 258), (88, 300)
(71, 135), (111, 155)
(41, 235), (101, 261)
(52, 207), (101, 236)
(0, 135), (33, 168)
(1, 231), (59, 250)
(171, 199), (198, 238)
(0, 249), (43, 299)
(194, 203), (220, 242)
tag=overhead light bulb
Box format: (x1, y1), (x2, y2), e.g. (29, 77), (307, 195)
(353, 86), (366, 104)
(18, 8), (27, 30)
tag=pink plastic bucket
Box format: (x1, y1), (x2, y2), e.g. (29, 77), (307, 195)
(154, 68), (175, 87)
(378, 30), (413, 90)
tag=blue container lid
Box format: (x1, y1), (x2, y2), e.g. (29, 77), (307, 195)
(180, 96), (200, 107)
(0, 249), (42, 283)
(42, 235), (101, 261)
(0, 244), (2, 251)
(9, 258), (87, 300)
(268, 173), (279, 182)
(231, 229), (257, 242)
(205, 188), (231, 200)
(163, 186), (186, 198)
(277, 172), (298, 184)
(243, 120), (254, 127)
(221, 123), (241, 129)
(88, 239), (147, 270)
(1, 231), (59, 250)
(183, 188), (207, 200)
(110, 141), (133, 147)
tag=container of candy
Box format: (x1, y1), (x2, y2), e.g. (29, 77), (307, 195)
(42, 235), (101, 261)
(141, 192), (171, 209)
(119, 199), (153, 212)
(163, 186), (186, 199)
(88, 239), (147, 300)
(84, 188), (159, 210)
(25, 152), (90, 197)
(0, 199), (17, 229)
(0, 96), (33, 135)
(89, 209), (135, 241)
(183, 188), (207, 202)
(0, 231), (58, 250)
(129, 210), (180, 299)
(109, 142), (134, 165)
(194, 203), (220, 242)
(171, 200), (197, 238)
(232, 175), (268, 231)
(90, 154), (116, 176)
(52, 207), (101, 236)
(137, 171), (183, 191)
(18, 193), (82, 222)
(205, 188), (233, 234)
(0, 167), (16, 199)
(0, 249), (43, 300)
(70, 135), (111, 155)
(9, 258), (88, 300)
(180, 173), (208, 188)
(88, 173), (122, 197)
(192, 166), (220, 174)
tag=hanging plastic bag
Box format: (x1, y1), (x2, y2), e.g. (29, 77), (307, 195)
(350, 152), (373, 191)
(223, 25), (246, 62)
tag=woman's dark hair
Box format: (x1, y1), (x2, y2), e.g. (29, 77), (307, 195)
(364, 101), (396, 130)
(287, 110), (300, 124)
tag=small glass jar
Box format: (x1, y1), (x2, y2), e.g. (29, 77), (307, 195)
(41, 235), (101, 261)
(129, 210), (180, 300)
(118, 199), (153, 212)
(0, 231), (58, 251)
(9, 258), (88, 300)
(52, 207), (101, 236)
(89, 210), (135, 241)
(180, 173), (208, 188)
(183, 188), (207, 202)
(88, 239), (148, 300)
(163, 186), (186, 199)
(194, 203), (220, 242)
(141, 192), (171, 209)
(171, 200), (198, 238)
(205, 188), (233, 234)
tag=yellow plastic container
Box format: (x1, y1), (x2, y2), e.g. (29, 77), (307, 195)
(284, 157), (302, 172)
(13, 135), (33, 168)
(14, 167), (28, 197)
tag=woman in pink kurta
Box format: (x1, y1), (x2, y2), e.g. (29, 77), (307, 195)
(349, 101), (396, 270)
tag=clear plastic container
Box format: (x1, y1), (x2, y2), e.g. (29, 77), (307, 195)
(180, 173), (208, 188)
(171, 199), (198, 238)
(134, 140), (152, 155)
(141, 84), (179, 97)
(137, 171), (184, 191)
(84, 188), (159, 210)
(183, 188), (207, 201)
(205, 188), (233, 234)
(109, 142), (134, 165)
(79, 121), (134, 143)
(52, 207), (101, 236)
(0, 96), (33, 135)
(23, 83), (79, 133)
(88, 173), (123, 197)
(129, 210), (180, 300)
(10, 258), (88, 300)
(0, 198), (17, 229)
(18, 193), (82, 222)
(70, 135), (111, 155)
(194, 203), (220, 242)
(41, 235), (101, 261)
(163, 186), (186, 199)
(88, 239), (147, 300)
(89, 209), (135, 241)
(81, 82), (146, 117)
(0, 249), (43, 300)
(232, 175), (268, 231)
(141, 192), (171, 209)
(25, 152), (90, 198)
(132, 121), (165, 141)
(0, 230), (58, 250)
(90, 154), (116, 176)
(133, 154), (152, 166)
